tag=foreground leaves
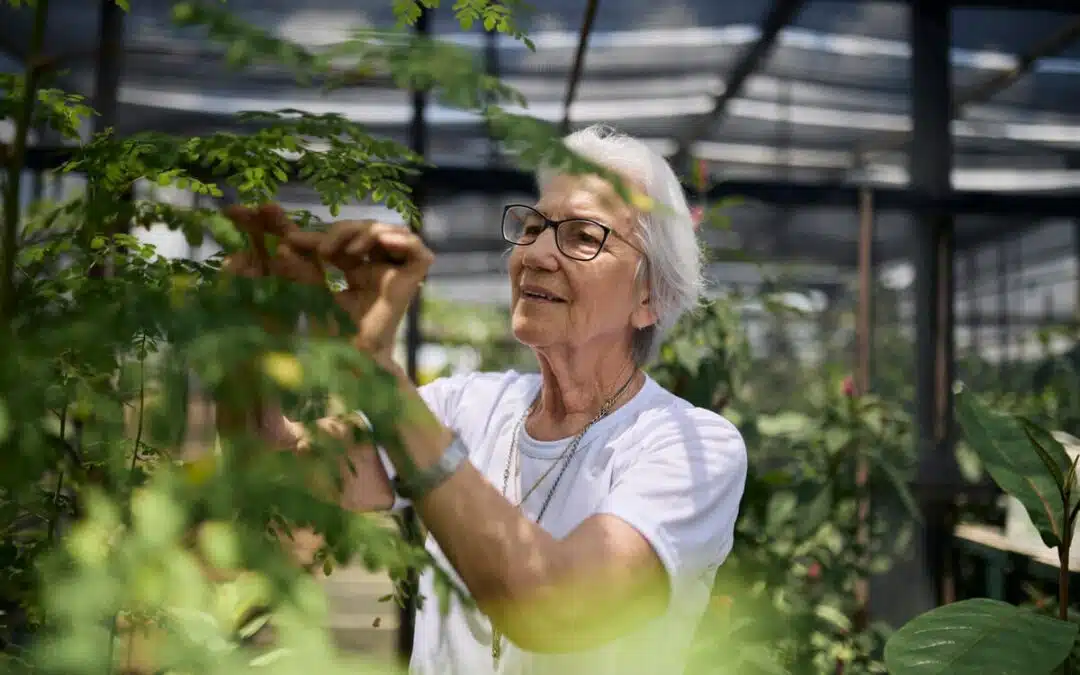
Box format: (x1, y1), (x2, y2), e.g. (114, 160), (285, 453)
(955, 387), (1073, 548)
(884, 598), (1077, 675)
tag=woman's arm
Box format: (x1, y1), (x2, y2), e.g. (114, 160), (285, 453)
(373, 358), (680, 652)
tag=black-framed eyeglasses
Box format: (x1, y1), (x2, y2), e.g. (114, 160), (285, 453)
(501, 204), (626, 262)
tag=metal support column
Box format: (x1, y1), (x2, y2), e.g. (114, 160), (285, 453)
(91, 0), (124, 134)
(853, 186), (874, 630)
(910, 0), (959, 616)
(964, 251), (979, 364)
(997, 237), (1010, 379)
(1009, 236), (1023, 381)
(87, 0), (126, 280)
(396, 6), (430, 664)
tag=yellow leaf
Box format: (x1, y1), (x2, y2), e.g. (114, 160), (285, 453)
(262, 352), (304, 390)
(629, 191), (655, 212)
(183, 454), (217, 486)
(169, 273), (197, 308)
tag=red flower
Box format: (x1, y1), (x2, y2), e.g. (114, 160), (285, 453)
(710, 594), (734, 612)
(690, 205), (705, 231)
(841, 376), (856, 397)
(807, 562), (822, 580)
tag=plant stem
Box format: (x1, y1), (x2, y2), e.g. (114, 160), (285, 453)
(46, 408), (68, 542)
(0, 0), (50, 326)
(129, 334), (147, 481)
(107, 336), (148, 675)
(1061, 535), (1072, 675)
(1061, 547), (1070, 622)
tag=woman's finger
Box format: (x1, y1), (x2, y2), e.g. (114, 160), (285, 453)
(334, 224), (414, 262)
(284, 229), (325, 254)
(256, 203), (295, 236)
(272, 243), (325, 286)
(288, 226), (378, 283)
(373, 228), (434, 271)
(318, 220), (377, 259)
(223, 204), (270, 273)
(221, 250), (262, 277)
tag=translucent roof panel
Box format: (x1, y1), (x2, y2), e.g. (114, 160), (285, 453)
(707, 0), (1080, 209)
(3, 0), (1080, 273)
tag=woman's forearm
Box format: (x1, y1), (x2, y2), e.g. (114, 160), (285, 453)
(374, 360), (572, 639)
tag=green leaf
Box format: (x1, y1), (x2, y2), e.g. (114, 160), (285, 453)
(0, 398), (9, 444)
(756, 411), (811, 437)
(796, 484), (833, 539)
(824, 427), (852, 454)
(876, 458), (922, 523)
(884, 598), (1077, 675)
(956, 389), (1069, 548)
(954, 440), (984, 484)
(766, 491), (797, 527)
(197, 521), (241, 570)
(815, 603), (851, 632)
(1020, 418), (1070, 496)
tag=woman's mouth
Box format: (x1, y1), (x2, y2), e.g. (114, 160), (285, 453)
(520, 286), (566, 303)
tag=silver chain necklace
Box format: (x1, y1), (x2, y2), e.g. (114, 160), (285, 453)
(491, 368), (639, 669)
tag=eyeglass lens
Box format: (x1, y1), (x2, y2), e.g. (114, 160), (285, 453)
(502, 206), (608, 260)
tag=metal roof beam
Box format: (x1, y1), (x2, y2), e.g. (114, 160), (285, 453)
(671, 0), (809, 172)
(560, 0), (601, 135)
(21, 147), (1080, 218)
(833, 0), (1080, 11)
(855, 15), (1080, 162)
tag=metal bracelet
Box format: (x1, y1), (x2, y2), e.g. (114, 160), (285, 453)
(393, 434), (469, 502)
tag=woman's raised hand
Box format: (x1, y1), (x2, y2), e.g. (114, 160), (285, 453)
(220, 205), (434, 357)
(286, 219), (434, 357)
(216, 205), (400, 518)
(220, 203), (325, 285)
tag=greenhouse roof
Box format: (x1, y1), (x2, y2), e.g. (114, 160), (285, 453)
(2, 0), (1079, 280)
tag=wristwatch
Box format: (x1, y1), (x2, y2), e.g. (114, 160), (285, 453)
(393, 433), (469, 502)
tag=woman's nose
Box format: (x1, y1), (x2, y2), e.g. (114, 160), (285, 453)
(522, 228), (560, 267)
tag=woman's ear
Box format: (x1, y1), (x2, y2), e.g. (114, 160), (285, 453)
(631, 289), (658, 330)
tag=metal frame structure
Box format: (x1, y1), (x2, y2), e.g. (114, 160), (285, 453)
(4, 0), (1080, 656)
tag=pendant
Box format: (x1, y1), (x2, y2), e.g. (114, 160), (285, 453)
(492, 627), (503, 669)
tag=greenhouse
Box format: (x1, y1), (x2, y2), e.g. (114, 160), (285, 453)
(1, 0), (1079, 673)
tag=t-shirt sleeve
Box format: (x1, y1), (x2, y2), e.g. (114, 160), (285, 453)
(377, 372), (474, 511)
(595, 408), (747, 605)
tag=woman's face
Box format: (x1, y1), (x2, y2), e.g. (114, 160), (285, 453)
(508, 173), (656, 356)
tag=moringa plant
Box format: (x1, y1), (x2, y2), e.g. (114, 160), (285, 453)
(0, 2), (646, 673)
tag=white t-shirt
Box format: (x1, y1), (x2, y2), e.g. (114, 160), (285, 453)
(380, 370), (747, 675)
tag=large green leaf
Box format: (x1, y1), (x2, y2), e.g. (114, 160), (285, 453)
(885, 598), (1077, 675)
(955, 389), (1070, 548)
(1021, 419), (1080, 517)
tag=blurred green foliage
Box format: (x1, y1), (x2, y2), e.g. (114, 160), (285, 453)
(0, 1), (661, 673)
(4, 1), (1078, 674)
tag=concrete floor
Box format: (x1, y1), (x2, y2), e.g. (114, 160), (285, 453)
(320, 565), (401, 659)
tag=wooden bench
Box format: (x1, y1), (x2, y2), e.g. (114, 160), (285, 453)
(953, 523), (1080, 603)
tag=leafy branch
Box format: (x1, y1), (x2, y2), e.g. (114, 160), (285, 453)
(1, 0), (50, 326)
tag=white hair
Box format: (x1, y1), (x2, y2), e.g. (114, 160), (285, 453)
(535, 124), (706, 365)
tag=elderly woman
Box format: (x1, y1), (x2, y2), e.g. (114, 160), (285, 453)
(227, 124), (747, 675)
